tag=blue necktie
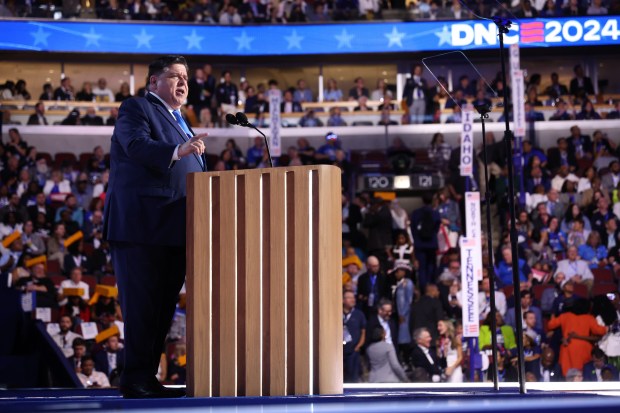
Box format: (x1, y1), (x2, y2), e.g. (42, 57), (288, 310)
(172, 110), (203, 168)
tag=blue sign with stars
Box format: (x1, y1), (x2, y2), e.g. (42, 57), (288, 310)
(0, 17), (617, 56)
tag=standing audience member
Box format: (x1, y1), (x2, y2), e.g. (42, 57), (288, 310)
(366, 326), (409, 383)
(343, 290), (366, 383)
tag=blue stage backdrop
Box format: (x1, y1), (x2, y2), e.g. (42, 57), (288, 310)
(0, 16), (618, 56)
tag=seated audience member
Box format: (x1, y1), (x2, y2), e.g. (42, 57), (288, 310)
(565, 368), (584, 382)
(76, 81), (95, 102)
(78, 357), (111, 388)
(523, 333), (542, 379)
(91, 284), (121, 328)
(47, 223), (67, 271)
(81, 108), (105, 126)
(55, 194), (85, 229)
(280, 90), (302, 113)
(58, 289), (91, 325)
(106, 107), (119, 126)
(50, 315), (83, 358)
(549, 100), (574, 121)
(59, 267), (90, 305)
(378, 108), (398, 126)
(550, 276), (582, 316)
(61, 109), (81, 125)
(67, 338), (88, 374)
(547, 298), (607, 377)
(64, 241), (91, 276)
(578, 232), (608, 269)
(353, 95), (371, 111)
(496, 246), (531, 287)
(554, 246), (594, 291)
(504, 289), (543, 332)
(27, 102), (49, 125)
(93, 327), (125, 386)
(479, 311), (517, 356)
(298, 109), (324, 127)
(576, 100), (601, 120)
(43, 169), (72, 197)
(28, 192), (54, 225)
(167, 343), (187, 384)
(583, 347), (619, 381)
(539, 347), (563, 382)
(366, 326), (408, 383)
(327, 106), (347, 126)
(14, 259), (57, 308)
(606, 101), (620, 119)
(479, 276), (507, 319)
(410, 327), (442, 383)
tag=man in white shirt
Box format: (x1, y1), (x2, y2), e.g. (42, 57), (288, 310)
(58, 267), (90, 306)
(479, 276), (507, 320)
(92, 78), (115, 103)
(51, 315), (83, 358)
(77, 357), (111, 388)
(554, 245), (594, 290)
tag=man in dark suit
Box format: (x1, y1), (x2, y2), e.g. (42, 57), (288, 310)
(411, 284), (445, 342)
(402, 64), (429, 124)
(366, 298), (398, 352)
(544, 72), (569, 99)
(104, 55), (207, 399)
(547, 138), (577, 174)
(27, 102), (49, 125)
(583, 348), (619, 382)
(93, 334), (125, 384)
(357, 255), (392, 319)
(410, 327), (442, 382)
(569, 64), (594, 99)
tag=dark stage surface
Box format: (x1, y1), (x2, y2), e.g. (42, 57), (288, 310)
(2, 384), (620, 413)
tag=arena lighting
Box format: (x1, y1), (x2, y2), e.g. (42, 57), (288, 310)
(393, 175), (411, 189)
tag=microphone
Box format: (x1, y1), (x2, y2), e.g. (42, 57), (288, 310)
(227, 111), (273, 168)
(225, 113), (239, 125)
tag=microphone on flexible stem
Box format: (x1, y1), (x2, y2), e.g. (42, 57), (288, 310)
(226, 111), (273, 168)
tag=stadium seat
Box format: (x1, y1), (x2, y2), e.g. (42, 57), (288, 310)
(82, 275), (97, 296)
(592, 283), (617, 297)
(503, 285), (514, 298)
(101, 275), (116, 286)
(573, 283), (588, 298)
(79, 153), (91, 170)
(47, 260), (61, 276)
(592, 268), (615, 284)
(50, 275), (66, 288)
(54, 152), (78, 169)
(532, 284), (554, 303)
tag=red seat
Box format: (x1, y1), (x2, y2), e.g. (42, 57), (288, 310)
(82, 275), (97, 296)
(50, 275), (66, 288)
(101, 275), (117, 286)
(79, 153), (92, 171)
(532, 284), (554, 302)
(47, 259), (61, 276)
(573, 283), (588, 298)
(592, 283), (617, 297)
(38, 152), (53, 166)
(503, 285), (514, 298)
(54, 152), (78, 169)
(592, 268), (615, 284)
(82, 242), (95, 258)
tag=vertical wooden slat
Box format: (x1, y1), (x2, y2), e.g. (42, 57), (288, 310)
(293, 168), (311, 395)
(286, 172), (296, 395)
(261, 173), (271, 396)
(236, 175), (247, 397)
(186, 173), (212, 397)
(218, 173), (238, 396)
(316, 166), (344, 394)
(311, 170), (321, 395)
(269, 169), (287, 395)
(244, 172), (263, 396)
(211, 177), (221, 397)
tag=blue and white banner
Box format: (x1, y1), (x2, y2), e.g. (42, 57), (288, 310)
(464, 191), (483, 281)
(511, 69), (526, 138)
(460, 236), (481, 338)
(269, 89), (282, 157)
(0, 16), (617, 56)
(460, 108), (475, 177)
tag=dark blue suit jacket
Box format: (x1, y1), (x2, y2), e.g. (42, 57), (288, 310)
(104, 93), (205, 247)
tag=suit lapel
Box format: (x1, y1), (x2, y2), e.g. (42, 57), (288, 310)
(147, 94), (205, 170)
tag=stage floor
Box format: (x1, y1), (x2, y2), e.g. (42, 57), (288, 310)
(2, 384), (620, 413)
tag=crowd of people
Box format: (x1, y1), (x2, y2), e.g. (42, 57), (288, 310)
(0, 127), (188, 388)
(3, 61), (619, 130)
(342, 121), (620, 384)
(2, 0), (617, 23)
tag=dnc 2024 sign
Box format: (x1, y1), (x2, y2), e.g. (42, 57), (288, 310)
(0, 16), (617, 56)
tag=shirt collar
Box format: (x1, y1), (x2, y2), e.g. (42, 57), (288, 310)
(149, 91), (175, 114)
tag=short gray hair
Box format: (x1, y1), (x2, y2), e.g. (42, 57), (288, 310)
(413, 327), (429, 343)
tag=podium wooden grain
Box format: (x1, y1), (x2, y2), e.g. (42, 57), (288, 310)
(186, 165), (342, 397)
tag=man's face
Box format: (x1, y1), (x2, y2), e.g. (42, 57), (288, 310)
(417, 330), (432, 348)
(377, 304), (392, 321)
(541, 350), (554, 367)
(593, 355), (605, 369)
(548, 189), (559, 202)
(343, 292), (355, 309)
(525, 312), (536, 328)
(82, 359), (94, 376)
(59, 316), (72, 332)
(367, 259), (380, 274)
(107, 336), (120, 352)
(151, 63), (188, 109)
(449, 262), (460, 276)
(568, 247), (578, 260)
(347, 264), (360, 276)
(74, 345), (86, 358)
(521, 294), (531, 309)
(70, 269), (82, 283)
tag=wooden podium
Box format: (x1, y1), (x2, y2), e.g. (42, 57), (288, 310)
(186, 165), (343, 397)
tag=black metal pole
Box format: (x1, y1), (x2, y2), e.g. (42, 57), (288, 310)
(495, 17), (526, 394)
(476, 105), (499, 390)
